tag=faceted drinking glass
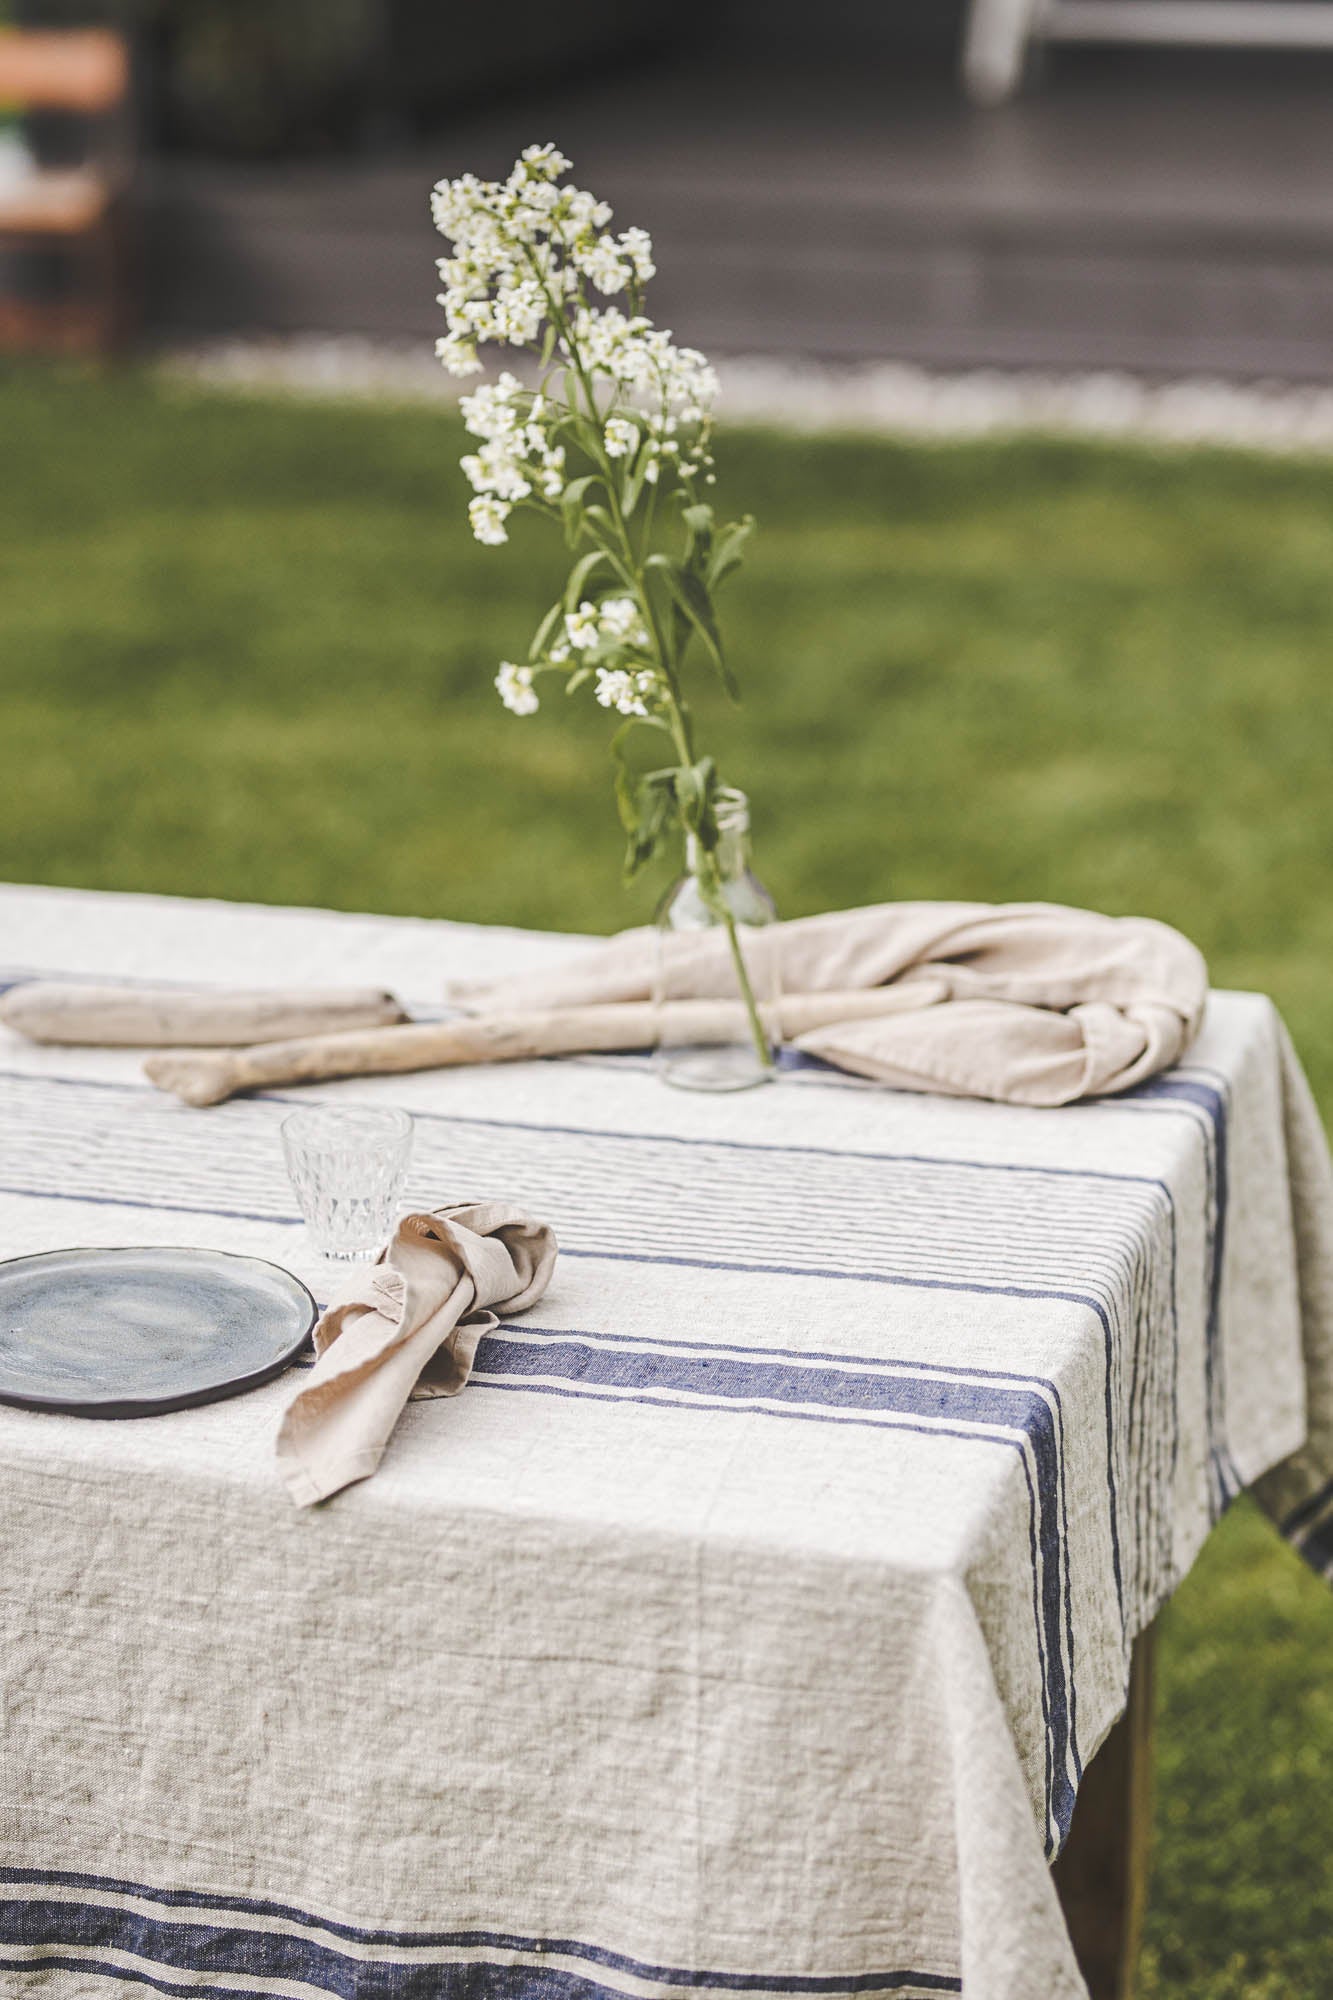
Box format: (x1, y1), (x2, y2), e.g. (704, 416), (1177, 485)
(281, 1105), (413, 1262)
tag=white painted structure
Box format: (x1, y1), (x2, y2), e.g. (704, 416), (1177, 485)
(964, 0), (1333, 103)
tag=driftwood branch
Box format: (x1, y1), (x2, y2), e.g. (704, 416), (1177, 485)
(143, 988), (927, 1107)
(0, 982), (407, 1047)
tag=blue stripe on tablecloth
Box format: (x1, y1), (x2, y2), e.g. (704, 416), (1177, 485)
(0, 1949), (958, 2000)
(0, 1872), (961, 1997)
(0, 1181), (297, 1226)
(1127, 1073), (1238, 1515)
(0, 1064), (1172, 1184)
(0, 1962), (934, 2000)
(0, 1955), (281, 2000)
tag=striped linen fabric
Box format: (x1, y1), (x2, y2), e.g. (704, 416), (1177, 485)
(0, 883), (1328, 2000)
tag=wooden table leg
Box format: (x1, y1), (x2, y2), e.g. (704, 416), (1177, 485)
(1052, 1628), (1156, 2000)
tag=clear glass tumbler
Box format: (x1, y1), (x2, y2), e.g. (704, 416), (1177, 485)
(281, 1105), (413, 1262)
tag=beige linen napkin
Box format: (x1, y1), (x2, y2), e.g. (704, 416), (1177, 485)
(451, 900), (1208, 1107)
(277, 1202), (557, 1506)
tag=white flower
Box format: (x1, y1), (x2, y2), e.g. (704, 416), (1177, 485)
(495, 662), (539, 715)
(598, 596), (649, 646)
(469, 496), (511, 546)
(593, 666), (660, 716)
(565, 601), (601, 651)
(435, 332), (481, 376)
(594, 668), (648, 717)
(604, 416), (639, 459)
(619, 227), (655, 282)
(549, 641), (571, 664)
(460, 445), (531, 502)
(491, 280), (544, 344)
(460, 373), (523, 439)
(434, 147), (724, 546)
(576, 237), (632, 296)
(516, 142), (571, 180)
(557, 188), (613, 242)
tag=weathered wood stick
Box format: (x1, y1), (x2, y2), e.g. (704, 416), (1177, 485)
(0, 981), (408, 1047)
(143, 988), (930, 1107)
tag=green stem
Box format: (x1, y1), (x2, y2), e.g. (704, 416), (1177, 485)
(506, 230), (772, 1074)
(691, 843), (776, 1075)
(723, 904), (776, 1073)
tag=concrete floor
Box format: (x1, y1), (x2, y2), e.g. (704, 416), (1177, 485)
(147, 44), (1333, 380)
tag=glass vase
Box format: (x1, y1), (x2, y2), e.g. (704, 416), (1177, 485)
(654, 788), (779, 1092)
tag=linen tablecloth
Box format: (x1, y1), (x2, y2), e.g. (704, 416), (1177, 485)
(1, 884), (1330, 2000)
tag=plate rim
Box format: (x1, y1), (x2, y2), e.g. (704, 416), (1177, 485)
(0, 1243), (317, 1419)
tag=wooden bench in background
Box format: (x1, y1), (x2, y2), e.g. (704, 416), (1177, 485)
(0, 27), (135, 353)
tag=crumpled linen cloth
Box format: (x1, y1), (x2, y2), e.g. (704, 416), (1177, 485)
(277, 1202), (557, 1506)
(452, 899), (1208, 1107)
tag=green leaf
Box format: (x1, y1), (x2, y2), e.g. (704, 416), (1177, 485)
(672, 757), (719, 850)
(624, 782), (672, 878)
(612, 727), (639, 835)
(528, 597), (565, 662)
(624, 766), (681, 878)
(565, 664), (594, 694)
(707, 515), (755, 591)
(539, 321), (559, 370)
(650, 559), (739, 701)
(560, 474), (600, 515)
(622, 453), (650, 517)
(609, 730), (684, 880)
(560, 474), (600, 548)
(564, 548), (612, 613)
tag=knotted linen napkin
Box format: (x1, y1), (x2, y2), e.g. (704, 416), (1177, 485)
(277, 1202), (556, 1506)
(451, 900), (1208, 1107)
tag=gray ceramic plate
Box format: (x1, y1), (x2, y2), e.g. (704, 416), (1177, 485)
(0, 1246), (316, 1418)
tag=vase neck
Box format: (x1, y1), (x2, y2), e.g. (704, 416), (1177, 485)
(686, 788), (751, 879)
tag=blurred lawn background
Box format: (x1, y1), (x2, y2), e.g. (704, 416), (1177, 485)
(3, 365), (1332, 1998)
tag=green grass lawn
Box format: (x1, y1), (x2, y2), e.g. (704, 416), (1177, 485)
(4, 365), (1332, 1996)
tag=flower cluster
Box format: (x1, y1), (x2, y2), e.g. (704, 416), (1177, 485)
(594, 667), (658, 718)
(568, 306), (717, 429)
(457, 372), (566, 546)
(566, 596), (650, 652)
(432, 146), (720, 576)
(496, 594), (662, 720)
(432, 144), (747, 778)
(432, 143), (655, 379)
(495, 661), (539, 715)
